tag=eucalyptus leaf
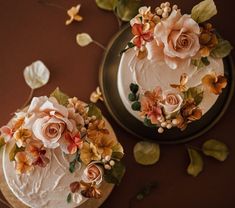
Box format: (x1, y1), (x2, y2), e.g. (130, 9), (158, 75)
(184, 86), (204, 106)
(116, 0), (142, 21)
(133, 141), (160, 165)
(202, 139), (229, 161)
(210, 39), (233, 59)
(191, 0), (217, 23)
(187, 148), (203, 177)
(104, 161), (126, 184)
(23, 60), (50, 89)
(50, 87), (69, 107)
(112, 142), (124, 160)
(76, 33), (93, 47)
(95, 0), (118, 11)
(87, 103), (102, 120)
(67, 193), (72, 203)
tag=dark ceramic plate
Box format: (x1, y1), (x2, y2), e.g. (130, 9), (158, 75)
(99, 24), (235, 144)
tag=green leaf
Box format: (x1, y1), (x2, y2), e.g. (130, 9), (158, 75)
(0, 137), (6, 150)
(87, 103), (102, 120)
(120, 42), (135, 54)
(67, 193), (72, 203)
(133, 141), (160, 165)
(202, 139), (229, 161)
(184, 86), (204, 106)
(9, 144), (25, 161)
(50, 87), (69, 107)
(201, 57), (210, 66)
(210, 39), (233, 59)
(69, 160), (76, 173)
(187, 148), (203, 177)
(112, 142), (124, 160)
(191, 59), (206, 69)
(95, 0), (118, 11)
(130, 83), (139, 94)
(116, 0), (142, 21)
(131, 101), (141, 111)
(104, 161), (126, 185)
(128, 93), (137, 102)
(143, 117), (156, 128)
(191, 0), (217, 23)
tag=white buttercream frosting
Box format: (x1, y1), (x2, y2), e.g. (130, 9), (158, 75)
(117, 42), (224, 121)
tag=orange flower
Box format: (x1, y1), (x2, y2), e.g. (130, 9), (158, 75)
(93, 136), (116, 157)
(15, 152), (33, 174)
(80, 142), (101, 165)
(65, 4), (83, 25)
(170, 73), (189, 92)
(87, 120), (109, 143)
(202, 74), (227, 95)
(64, 132), (83, 154)
(13, 128), (32, 147)
(26, 141), (49, 168)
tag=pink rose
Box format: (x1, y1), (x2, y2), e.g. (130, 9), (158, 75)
(24, 96), (74, 149)
(82, 162), (103, 185)
(154, 10), (200, 69)
(161, 90), (183, 118)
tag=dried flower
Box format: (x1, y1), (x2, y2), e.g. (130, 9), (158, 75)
(66, 4), (83, 25)
(87, 120), (109, 142)
(0, 126), (13, 143)
(80, 142), (101, 165)
(93, 136), (116, 157)
(202, 73), (227, 95)
(90, 87), (103, 103)
(15, 152), (33, 174)
(199, 23), (218, 57)
(170, 73), (189, 92)
(70, 181), (81, 193)
(13, 128), (32, 148)
(80, 181), (102, 199)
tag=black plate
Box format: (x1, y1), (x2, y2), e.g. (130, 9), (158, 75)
(99, 24), (235, 144)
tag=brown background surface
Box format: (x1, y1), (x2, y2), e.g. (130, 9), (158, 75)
(0, 0), (235, 208)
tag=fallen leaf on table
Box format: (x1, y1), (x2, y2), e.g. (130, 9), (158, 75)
(187, 148), (203, 177)
(202, 139), (229, 161)
(23, 60), (50, 89)
(133, 141), (160, 165)
(76, 33), (93, 47)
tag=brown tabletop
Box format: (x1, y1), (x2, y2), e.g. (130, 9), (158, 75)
(0, 0), (235, 208)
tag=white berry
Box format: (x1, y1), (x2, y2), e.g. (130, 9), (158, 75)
(165, 2), (170, 7)
(162, 12), (169, 18)
(105, 155), (111, 161)
(109, 160), (115, 166)
(172, 5), (178, 10)
(166, 123), (172, 129)
(158, 127), (164, 133)
(172, 119), (179, 125)
(161, 122), (167, 128)
(104, 164), (111, 170)
(156, 9), (163, 16)
(160, 3), (165, 8)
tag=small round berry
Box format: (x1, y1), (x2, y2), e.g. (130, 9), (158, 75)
(160, 3), (165, 8)
(85, 120), (89, 124)
(158, 127), (164, 134)
(166, 123), (173, 129)
(81, 127), (86, 132)
(109, 160), (115, 166)
(91, 115), (96, 120)
(105, 155), (111, 161)
(164, 7), (171, 13)
(156, 9), (163, 16)
(104, 164), (111, 170)
(172, 119), (179, 125)
(161, 122), (167, 128)
(162, 12), (169, 18)
(102, 159), (106, 163)
(165, 2), (170, 7)
(155, 7), (160, 12)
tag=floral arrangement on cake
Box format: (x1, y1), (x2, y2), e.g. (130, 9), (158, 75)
(122, 0), (232, 134)
(0, 88), (125, 204)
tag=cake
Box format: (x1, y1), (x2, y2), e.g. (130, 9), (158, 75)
(0, 89), (125, 208)
(118, 0), (232, 133)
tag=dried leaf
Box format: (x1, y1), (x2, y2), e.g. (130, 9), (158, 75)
(184, 86), (204, 106)
(50, 87), (69, 107)
(95, 0), (118, 11)
(210, 39), (233, 59)
(116, 0), (142, 21)
(112, 142), (124, 160)
(133, 141), (160, 165)
(76, 33), (93, 47)
(104, 161), (126, 184)
(187, 148), (203, 177)
(191, 0), (217, 23)
(23, 60), (50, 89)
(202, 139), (229, 161)
(9, 144), (25, 161)
(0, 136), (6, 150)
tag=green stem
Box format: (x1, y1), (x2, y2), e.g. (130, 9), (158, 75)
(38, 0), (66, 10)
(20, 88), (34, 110)
(114, 11), (122, 29)
(92, 40), (106, 51)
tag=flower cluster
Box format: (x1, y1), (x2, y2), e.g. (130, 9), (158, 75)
(128, 71), (227, 133)
(0, 89), (124, 203)
(127, 1), (232, 69)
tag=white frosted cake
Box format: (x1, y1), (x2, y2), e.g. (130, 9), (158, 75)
(117, 1), (231, 133)
(0, 89), (124, 208)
